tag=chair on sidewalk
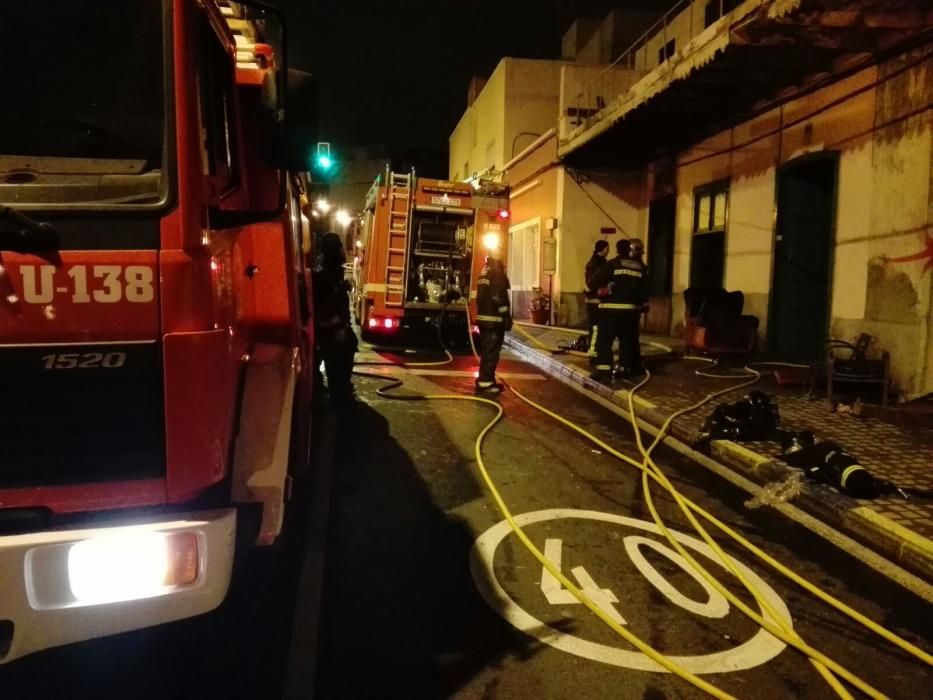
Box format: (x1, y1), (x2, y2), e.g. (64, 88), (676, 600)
(806, 334), (890, 408)
(682, 288), (759, 358)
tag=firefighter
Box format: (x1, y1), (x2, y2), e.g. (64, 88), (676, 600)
(474, 253), (512, 395)
(313, 232), (358, 407)
(587, 238), (648, 381)
(584, 239), (610, 360)
(625, 237), (649, 376)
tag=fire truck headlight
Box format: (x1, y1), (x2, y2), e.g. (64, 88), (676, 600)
(482, 232), (501, 251)
(68, 531), (199, 605)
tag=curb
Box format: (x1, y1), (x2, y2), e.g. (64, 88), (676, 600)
(505, 334), (933, 582)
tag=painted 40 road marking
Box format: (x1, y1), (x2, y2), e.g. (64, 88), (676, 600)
(18, 265), (155, 305)
(471, 509), (792, 674)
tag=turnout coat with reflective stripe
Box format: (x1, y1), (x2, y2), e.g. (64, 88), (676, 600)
(476, 262), (511, 324)
(586, 255), (649, 311)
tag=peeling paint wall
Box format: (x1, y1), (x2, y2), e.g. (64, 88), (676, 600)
(663, 50), (932, 397)
(864, 49), (933, 398)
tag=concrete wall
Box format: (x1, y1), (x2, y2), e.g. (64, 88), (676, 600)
(503, 60), (566, 167)
(450, 59), (568, 180)
(449, 61), (507, 181)
(557, 169), (647, 326)
(504, 134), (561, 320)
(559, 63), (645, 139)
(839, 49), (933, 400)
(563, 10), (663, 66)
(502, 131), (648, 327)
(633, 0), (745, 70)
(562, 18), (602, 62)
(666, 53), (933, 397)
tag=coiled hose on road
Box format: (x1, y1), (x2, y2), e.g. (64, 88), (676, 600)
(349, 317), (931, 698)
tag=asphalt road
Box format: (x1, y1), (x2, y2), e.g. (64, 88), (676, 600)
(314, 347), (932, 699)
(1, 345), (930, 700)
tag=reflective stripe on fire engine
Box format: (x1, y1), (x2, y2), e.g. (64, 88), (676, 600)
(598, 302), (640, 310)
(475, 314), (503, 323)
(364, 283), (387, 293)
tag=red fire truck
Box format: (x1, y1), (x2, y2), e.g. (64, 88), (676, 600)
(0, 1), (316, 662)
(354, 170), (510, 342)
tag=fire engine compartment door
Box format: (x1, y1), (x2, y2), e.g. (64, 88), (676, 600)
(0, 340), (165, 489)
(0, 247), (165, 489)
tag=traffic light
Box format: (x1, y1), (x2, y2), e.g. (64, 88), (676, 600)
(315, 142), (333, 171)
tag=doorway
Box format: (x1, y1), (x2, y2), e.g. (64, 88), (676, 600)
(646, 196), (675, 334)
(507, 218), (540, 320)
(768, 154), (838, 362)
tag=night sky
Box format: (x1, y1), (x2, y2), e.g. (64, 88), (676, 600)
(273, 1), (671, 156)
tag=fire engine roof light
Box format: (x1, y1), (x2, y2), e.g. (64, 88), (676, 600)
(368, 318), (378, 328)
(68, 530), (199, 606)
(384, 318), (394, 329)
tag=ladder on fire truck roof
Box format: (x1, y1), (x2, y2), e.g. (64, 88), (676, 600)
(384, 170), (413, 308)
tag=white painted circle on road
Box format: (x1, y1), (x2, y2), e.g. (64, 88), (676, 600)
(470, 508), (792, 673)
(624, 535), (730, 619)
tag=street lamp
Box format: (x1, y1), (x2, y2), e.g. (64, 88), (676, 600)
(335, 209), (353, 228)
(315, 198), (332, 213)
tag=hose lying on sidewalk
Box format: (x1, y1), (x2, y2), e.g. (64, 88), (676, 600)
(349, 319), (931, 698)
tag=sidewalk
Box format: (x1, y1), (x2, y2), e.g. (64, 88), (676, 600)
(506, 323), (933, 581)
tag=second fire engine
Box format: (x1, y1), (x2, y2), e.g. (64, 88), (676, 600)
(354, 170), (509, 344)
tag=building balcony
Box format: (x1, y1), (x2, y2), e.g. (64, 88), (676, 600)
(558, 0), (933, 167)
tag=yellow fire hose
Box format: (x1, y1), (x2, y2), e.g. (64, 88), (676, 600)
(349, 315), (930, 698)
(509, 321), (930, 660)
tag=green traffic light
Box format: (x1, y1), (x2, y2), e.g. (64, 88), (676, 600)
(317, 155), (333, 170)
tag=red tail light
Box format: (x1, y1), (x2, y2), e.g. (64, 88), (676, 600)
(368, 317), (400, 331)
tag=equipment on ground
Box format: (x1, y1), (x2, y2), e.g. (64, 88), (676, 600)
(695, 391), (781, 446)
(781, 432), (911, 500)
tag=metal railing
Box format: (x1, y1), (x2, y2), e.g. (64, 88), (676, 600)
(560, 0), (737, 142)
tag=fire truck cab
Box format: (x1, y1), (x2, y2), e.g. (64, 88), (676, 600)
(0, 0), (316, 663)
(355, 170), (509, 343)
